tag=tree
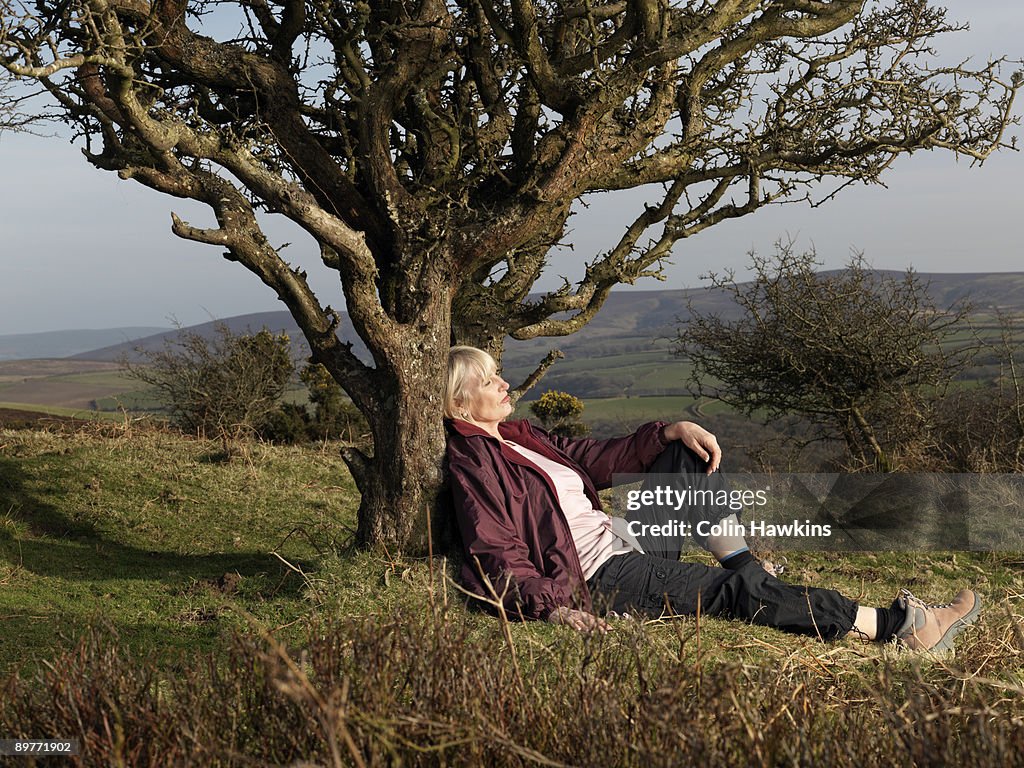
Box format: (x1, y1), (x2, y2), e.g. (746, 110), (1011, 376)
(676, 243), (973, 471)
(530, 390), (589, 437)
(1, 1), (1019, 547)
(124, 324), (295, 444)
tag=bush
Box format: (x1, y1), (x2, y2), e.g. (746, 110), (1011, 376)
(678, 244), (972, 472)
(123, 324), (295, 440)
(259, 402), (312, 444)
(530, 390), (590, 438)
(300, 363), (369, 442)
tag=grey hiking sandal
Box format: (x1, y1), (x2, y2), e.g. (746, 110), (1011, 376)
(894, 589), (982, 652)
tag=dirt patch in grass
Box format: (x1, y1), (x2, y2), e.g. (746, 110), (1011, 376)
(0, 408), (89, 430)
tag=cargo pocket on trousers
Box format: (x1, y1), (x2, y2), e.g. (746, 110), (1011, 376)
(643, 565), (670, 614)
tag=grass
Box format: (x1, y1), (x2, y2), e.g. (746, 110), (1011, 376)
(0, 367), (139, 410)
(48, 370), (138, 387)
(2, 425), (1024, 765)
(0, 425), (359, 672)
(1, 423), (1020, 670)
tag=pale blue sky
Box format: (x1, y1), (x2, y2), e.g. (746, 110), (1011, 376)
(0, 2), (1021, 335)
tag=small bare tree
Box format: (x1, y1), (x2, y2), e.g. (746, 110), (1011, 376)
(124, 324), (295, 449)
(677, 243), (973, 471)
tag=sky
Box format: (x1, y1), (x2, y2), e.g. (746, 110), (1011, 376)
(0, 2), (1022, 336)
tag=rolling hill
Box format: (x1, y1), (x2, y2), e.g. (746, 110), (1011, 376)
(1, 271), (1021, 411)
(0, 326), (169, 361)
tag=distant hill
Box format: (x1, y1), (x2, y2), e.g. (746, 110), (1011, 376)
(0, 327), (169, 361)
(497, 271), (1024, 397)
(68, 313), (333, 363)
(42, 270), (1024, 401)
(66, 288), (736, 379)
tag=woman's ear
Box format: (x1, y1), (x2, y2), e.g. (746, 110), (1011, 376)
(451, 397), (465, 420)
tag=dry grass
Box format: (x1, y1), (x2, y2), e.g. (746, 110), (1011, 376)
(1, 596), (1023, 767)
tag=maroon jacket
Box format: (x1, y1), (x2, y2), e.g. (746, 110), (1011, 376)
(446, 418), (670, 620)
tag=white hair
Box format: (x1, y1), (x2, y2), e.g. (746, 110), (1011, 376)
(444, 346), (498, 420)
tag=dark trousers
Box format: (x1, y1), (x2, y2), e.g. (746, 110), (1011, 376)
(587, 552), (859, 641)
(628, 440), (738, 559)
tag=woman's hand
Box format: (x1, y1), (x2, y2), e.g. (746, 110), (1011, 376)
(547, 606), (611, 634)
(662, 420), (722, 474)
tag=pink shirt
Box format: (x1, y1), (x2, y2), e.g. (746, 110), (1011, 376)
(505, 440), (633, 579)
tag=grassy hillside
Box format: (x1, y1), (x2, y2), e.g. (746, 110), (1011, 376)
(0, 425), (1020, 671)
(2, 425), (1024, 765)
(2, 421), (1015, 667)
(0, 360), (139, 412)
(0, 426), (359, 670)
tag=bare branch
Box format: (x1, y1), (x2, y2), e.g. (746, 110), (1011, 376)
(510, 349), (564, 400)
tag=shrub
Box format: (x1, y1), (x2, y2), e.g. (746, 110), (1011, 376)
(530, 390), (590, 438)
(260, 402), (312, 444)
(678, 244), (973, 472)
(123, 324), (295, 441)
(300, 363), (369, 442)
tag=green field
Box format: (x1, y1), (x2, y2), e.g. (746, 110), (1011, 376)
(0, 364), (139, 410)
(0, 360), (311, 417)
(0, 428), (359, 670)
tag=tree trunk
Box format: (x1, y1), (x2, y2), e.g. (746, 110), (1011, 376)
(344, 430), (448, 557)
(339, 293), (454, 553)
(450, 312), (507, 364)
(346, 411), (450, 552)
(838, 414), (866, 469)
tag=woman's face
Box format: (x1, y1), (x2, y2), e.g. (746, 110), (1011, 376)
(459, 366), (513, 425)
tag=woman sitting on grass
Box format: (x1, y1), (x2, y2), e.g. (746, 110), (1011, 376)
(444, 345), (982, 651)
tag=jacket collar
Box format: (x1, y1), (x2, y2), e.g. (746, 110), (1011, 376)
(447, 418), (570, 468)
(446, 418), (532, 442)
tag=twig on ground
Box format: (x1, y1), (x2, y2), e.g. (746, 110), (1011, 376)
(272, 551), (323, 605)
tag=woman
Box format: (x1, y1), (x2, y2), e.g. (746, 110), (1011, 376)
(445, 346), (982, 650)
